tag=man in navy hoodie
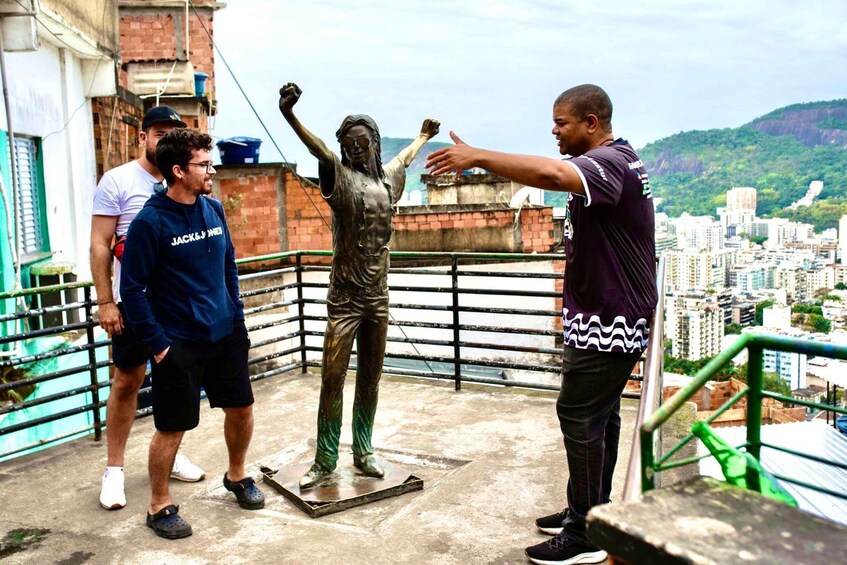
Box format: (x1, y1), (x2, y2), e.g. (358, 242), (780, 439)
(121, 128), (264, 539)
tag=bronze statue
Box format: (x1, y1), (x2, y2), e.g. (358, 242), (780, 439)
(279, 83), (440, 489)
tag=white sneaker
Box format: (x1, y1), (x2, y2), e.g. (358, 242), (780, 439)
(170, 453), (206, 482)
(100, 467), (126, 510)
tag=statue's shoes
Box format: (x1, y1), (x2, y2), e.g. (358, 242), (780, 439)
(353, 454), (385, 478)
(299, 462), (332, 489)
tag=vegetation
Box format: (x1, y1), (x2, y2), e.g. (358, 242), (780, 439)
(663, 345), (744, 380)
(792, 304), (823, 315)
(629, 100), (847, 229)
(836, 283), (847, 290)
(663, 345), (792, 396)
(0, 366), (35, 404)
(735, 370), (792, 396)
(772, 198), (847, 230)
(791, 312), (831, 333)
(724, 323), (742, 335)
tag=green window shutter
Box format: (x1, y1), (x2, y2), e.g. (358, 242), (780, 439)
(13, 136), (45, 256)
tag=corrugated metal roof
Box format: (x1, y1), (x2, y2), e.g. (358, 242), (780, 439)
(698, 421), (847, 526)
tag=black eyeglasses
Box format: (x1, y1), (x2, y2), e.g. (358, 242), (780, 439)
(340, 136), (371, 150)
(186, 161), (215, 173)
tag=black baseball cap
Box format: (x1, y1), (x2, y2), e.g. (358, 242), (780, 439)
(142, 106), (188, 131)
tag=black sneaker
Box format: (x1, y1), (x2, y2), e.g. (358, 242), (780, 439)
(525, 531), (607, 565)
(535, 509), (569, 535)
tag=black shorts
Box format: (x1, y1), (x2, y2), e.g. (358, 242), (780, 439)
(112, 303), (150, 370)
(150, 321), (253, 431)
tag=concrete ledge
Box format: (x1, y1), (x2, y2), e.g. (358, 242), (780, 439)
(587, 476), (847, 565)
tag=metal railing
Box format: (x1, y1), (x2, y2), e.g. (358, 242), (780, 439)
(640, 333), (847, 503)
(622, 257), (666, 501)
(0, 282), (107, 459)
(1, 250), (579, 460)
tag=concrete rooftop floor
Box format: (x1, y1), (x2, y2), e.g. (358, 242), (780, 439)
(0, 371), (637, 564)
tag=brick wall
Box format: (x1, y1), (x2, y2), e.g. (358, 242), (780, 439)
(212, 163), (562, 266)
(214, 164), (287, 260)
(663, 377), (806, 426)
(91, 88), (144, 179)
(118, 0), (219, 97)
(283, 171), (332, 252)
(393, 205), (558, 254)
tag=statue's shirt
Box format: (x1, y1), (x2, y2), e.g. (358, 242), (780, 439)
(319, 153), (405, 292)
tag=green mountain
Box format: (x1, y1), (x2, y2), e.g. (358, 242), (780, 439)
(639, 99), (847, 228)
(381, 137), (452, 195)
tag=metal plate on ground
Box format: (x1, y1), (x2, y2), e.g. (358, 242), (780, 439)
(261, 461), (424, 518)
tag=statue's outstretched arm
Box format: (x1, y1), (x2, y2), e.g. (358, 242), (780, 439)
(279, 83), (333, 165)
(395, 119), (440, 168)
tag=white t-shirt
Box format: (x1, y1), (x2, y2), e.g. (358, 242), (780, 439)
(91, 160), (162, 303)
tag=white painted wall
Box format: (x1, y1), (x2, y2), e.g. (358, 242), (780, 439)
(4, 41), (98, 279)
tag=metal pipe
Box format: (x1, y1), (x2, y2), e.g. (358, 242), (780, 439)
(0, 18), (23, 305)
(451, 255), (461, 391)
(84, 288), (102, 440)
(296, 254), (307, 373)
(184, 0), (190, 60)
(623, 258), (665, 500)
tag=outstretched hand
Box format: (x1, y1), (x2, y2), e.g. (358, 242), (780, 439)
(425, 131), (476, 176)
(279, 82), (302, 113)
(419, 119), (440, 139)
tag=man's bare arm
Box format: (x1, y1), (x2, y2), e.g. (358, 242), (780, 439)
(395, 119), (440, 167)
(425, 131), (585, 195)
(278, 83), (333, 165)
(90, 215), (123, 335)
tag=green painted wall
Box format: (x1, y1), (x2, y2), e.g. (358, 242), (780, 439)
(0, 130), (16, 338)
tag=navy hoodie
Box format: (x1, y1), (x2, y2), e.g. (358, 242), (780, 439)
(120, 191), (244, 354)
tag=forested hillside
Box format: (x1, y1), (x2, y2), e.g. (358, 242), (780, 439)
(640, 99), (847, 227)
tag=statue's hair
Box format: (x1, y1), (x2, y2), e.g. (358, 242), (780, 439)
(555, 84), (613, 133)
(335, 114), (384, 179)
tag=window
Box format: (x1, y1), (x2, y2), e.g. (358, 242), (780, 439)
(12, 135), (48, 258)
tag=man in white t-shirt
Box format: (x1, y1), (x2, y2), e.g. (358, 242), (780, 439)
(90, 106), (206, 510)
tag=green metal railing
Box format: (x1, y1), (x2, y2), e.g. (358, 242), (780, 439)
(641, 332), (847, 502)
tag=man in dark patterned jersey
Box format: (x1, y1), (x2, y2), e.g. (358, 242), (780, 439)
(426, 84), (656, 565)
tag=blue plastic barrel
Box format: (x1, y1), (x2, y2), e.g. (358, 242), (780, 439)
(217, 137), (262, 164)
(194, 72), (208, 96)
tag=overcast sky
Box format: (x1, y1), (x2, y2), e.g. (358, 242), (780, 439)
(210, 0), (847, 175)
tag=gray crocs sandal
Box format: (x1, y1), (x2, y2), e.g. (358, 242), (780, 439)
(146, 504), (192, 539)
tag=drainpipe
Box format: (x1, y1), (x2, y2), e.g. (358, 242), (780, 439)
(0, 17), (27, 352)
(0, 19), (23, 297)
(184, 0), (190, 60)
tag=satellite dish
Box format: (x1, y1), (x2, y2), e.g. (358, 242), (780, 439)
(509, 186), (541, 208)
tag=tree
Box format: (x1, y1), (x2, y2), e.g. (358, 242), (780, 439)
(725, 323), (742, 335)
(836, 283), (847, 291)
(734, 369), (791, 396)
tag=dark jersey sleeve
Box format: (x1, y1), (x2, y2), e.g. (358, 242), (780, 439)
(568, 147), (629, 207)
